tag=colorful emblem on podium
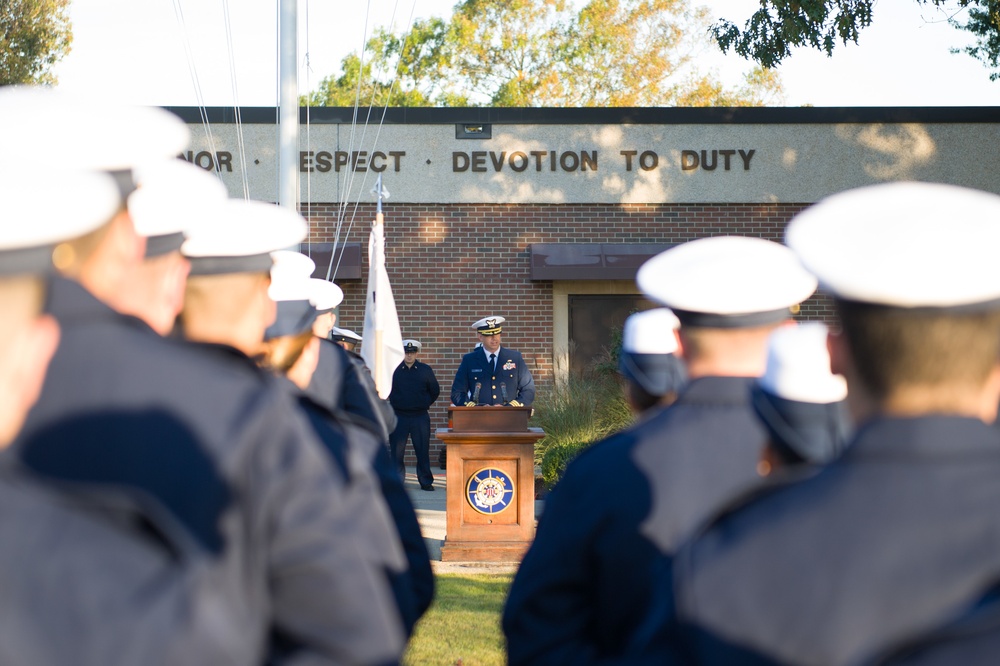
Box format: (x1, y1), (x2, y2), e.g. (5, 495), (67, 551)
(466, 467), (515, 514)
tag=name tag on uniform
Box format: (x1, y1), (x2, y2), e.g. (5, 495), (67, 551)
(472, 368), (483, 373)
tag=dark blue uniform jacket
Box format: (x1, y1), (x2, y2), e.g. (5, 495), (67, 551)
(388, 361), (440, 415)
(502, 376), (765, 665)
(668, 416), (1000, 666)
(309, 338), (395, 441)
(303, 366), (434, 637)
(13, 276), (404, 666)
(450, 346), (534, 406)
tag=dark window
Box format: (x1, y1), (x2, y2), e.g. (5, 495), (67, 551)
(568, 294), (656, 376)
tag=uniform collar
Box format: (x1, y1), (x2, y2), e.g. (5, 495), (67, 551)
(483, 346), (502, 360)
(844, 415), (1000, 461)
(45, 275), (158, 336)
(675, 375), (756, 407)
(303, 339), (338, 411)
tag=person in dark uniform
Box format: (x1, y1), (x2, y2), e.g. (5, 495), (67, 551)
(116, 159), (227, 336)
(751, 321), (851, 476)
(331, 326), (363, 351)
(0, 166), (227, 665)
(179, 200), (406, 664)
(658, 182), (1000, 666)
(618, 308), (687, 415)
(388, 339), (441, 490)
(327, 325), (399, 438)
(450, 316), (535, 407)
(309, 298), (397, 442)
(502, 237), (817, 665)
(0, 168), (115, 445)
(263, 260), (433, 640)
(4, 86), (404, 665)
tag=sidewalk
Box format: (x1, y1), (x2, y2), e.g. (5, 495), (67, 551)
(400, 466), (522, 574)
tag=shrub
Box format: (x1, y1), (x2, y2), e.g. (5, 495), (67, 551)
(532, 370), (633, 490)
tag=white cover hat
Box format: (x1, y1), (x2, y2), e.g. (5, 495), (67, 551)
(472, 316), (505, 335)
(787, 181), (1000, 309)
(182, 200), (307, 275)
(128, 160), (229, 257)
(308, 279), (344, 312)
(0, 168), (121, 275)
(264, 264), (318, 341)
(330, 327), (363, 343)
(621, 308), (680, 355)
(758, 323), (847, 404)
(0, 86), (189, 175)
(637, 237), (817, 328)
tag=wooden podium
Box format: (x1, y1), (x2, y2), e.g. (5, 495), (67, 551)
(435, 406), (545, 562)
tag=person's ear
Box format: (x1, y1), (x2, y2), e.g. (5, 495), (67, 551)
(162, 255), (192, 327)
(827, 329), (849, 377)
(675, 329), (688, 362)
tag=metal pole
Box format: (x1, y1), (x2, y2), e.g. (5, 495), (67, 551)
(278, 0), (298, 210)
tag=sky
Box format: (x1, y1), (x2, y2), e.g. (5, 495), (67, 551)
(52, 0), (1000, 108)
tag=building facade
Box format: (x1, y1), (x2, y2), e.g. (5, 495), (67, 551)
(168, 106), (1000, 459)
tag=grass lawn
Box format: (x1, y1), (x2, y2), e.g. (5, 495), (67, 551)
(404, 573), (514, 666)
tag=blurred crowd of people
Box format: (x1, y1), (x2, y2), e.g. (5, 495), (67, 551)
(4, 83), (1000, 666)
(0, 86), (431, 665)
(503, 184), (1000, 665)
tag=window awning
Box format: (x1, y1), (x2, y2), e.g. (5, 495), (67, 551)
(529, 243), (674, 280)
(300, 242), (362, 281)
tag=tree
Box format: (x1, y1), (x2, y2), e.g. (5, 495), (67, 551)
(711, 1), (1000, 81)
(0, 0), (72, 85)
(446, 0), (572, 106)
(305, 0), (783, 107)
(304, 17), (456, 107)
(558, 0), (782, 106)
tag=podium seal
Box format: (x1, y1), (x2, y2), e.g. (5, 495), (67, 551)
(466, 467), (515, 515)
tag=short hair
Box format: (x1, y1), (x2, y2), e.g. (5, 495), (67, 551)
(837, 299), (1000, 400)
(261, 330), (314, 374)
(51, 219), (115, 276)
(182, 272), (269, 326)
(678, 322), (784, 362)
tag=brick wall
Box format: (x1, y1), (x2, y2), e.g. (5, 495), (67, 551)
(301, 201), (834, 464)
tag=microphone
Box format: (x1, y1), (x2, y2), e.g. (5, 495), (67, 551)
(471, 382), (482, 405)
(500, 382), (509, 405)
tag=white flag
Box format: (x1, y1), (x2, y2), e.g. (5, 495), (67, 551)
(361, 219), (404, 399)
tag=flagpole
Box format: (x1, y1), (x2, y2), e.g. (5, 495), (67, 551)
(277, 0), (297, 211)
(361, 174), (404, 399)
(373, 175), (385, 387)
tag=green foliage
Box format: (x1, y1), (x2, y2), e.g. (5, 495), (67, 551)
(712, 0), (1000, 81)
(305, 0), (784, 107)
(948, 0), (1000, 80)
(532, 370), (634, 489)
(448, 0), (570, 106)
(404, 573), (513, 665)
(0, 0), (72, 85)
(303, 17), (454, 107)
(711, 0), (874, 69)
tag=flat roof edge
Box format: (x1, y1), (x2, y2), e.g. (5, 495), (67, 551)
(161, 106), (1000, 125)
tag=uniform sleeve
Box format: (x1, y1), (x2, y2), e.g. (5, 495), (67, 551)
(344, 355), (393, 441)
(249, 398), (405, 665)
(515, 352), (535, 406)
(426, 366), (441, 406)
(387, 366), (402, 410)
(449, 357), (470, 406)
